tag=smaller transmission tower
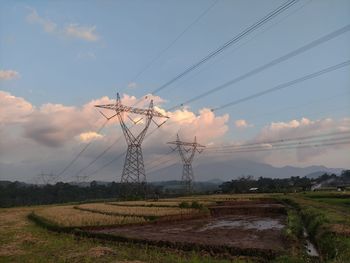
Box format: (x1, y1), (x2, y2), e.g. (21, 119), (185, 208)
(95, 93), (169, 186)
(168, 134), (205, 193)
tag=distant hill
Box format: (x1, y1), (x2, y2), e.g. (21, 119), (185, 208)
(147, 159), (344, 182)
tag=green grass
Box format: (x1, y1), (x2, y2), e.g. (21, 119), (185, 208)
(0, 207), (250, 263)
(2, 192), (350, 262)
(277, 192), (350, 262)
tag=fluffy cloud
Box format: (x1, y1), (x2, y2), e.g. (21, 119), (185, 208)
(0, 91), (228, 148)
(253, 117), (350, 163)
(0, 91), (33, 124)
(26, 8), (99, 42)
(168, 108), (229, 144)
(234, 119), (253, 128)
(78, 131), (103, 142)
(0, 70), (20, 80)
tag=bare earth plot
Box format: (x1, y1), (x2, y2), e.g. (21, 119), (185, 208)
(92, 201), (288, 257)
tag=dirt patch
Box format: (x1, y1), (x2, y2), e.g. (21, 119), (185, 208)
(90, 200), (288, 258)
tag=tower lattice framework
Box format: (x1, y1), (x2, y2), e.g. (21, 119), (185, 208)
(168, 134), (205, 193)
(95, 93), (169, 184)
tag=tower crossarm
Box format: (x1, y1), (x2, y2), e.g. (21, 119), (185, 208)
(95, 103), (168, 119)
(167, 141), (205, 148)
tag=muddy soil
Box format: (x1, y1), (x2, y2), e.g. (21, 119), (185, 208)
(91, 201), (288, 253)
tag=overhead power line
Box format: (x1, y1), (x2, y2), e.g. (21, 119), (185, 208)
(138, 132), (350, 175)
(204, 139), (350, 154)
(150, 0), (300, 95)
(212, 59), (350, 111)
(167, 23), (350, 111)
(130, 0), (219, 82)
(69, 0), (300, 181)
(144, 139), (350, 178)
(52, 119), (109, 182)
(206, 131), (350, 150)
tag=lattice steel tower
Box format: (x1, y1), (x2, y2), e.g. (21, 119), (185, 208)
(95, 93), (169, 184)
(168, 134), (205, 192)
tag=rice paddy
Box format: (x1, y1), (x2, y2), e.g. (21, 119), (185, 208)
(34, 206), (146, 227)
(76, 203), (197, 217)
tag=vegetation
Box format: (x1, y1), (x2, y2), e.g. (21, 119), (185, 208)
(1, 173), (350, 262)
(219, 170), (350, 193)
(34, 206), (146, 227)
(76, 203), (196, 217)
(280, 192), (350, 262)
(0, 206), (236, 263)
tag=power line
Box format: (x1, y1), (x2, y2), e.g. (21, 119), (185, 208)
(85, 150), (126, 179)
(71, 4), (349, 181)
(206, 131), (350, 150)
(74, 136), (123, 178)
(130, 0), (219, 83)
(150, 0), (300, 95)
(203, 139), (350, 154)
(206, 136), (350, 153)
(140, 132), (350, 175)
(52, 119), (109, 182)
(144, 138), (350, 177)
(212, 60), (350, 111)
(53, 1), (219, 182)
(83, 0), (301, 179)
(144, 59), (350, 135)
(167, 23), (350, 111)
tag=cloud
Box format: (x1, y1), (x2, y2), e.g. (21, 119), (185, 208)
(0, 70), (20, 80)
(253, 117), (350, 162)
(78, 131), (103, 142)
(0, 91), (33, 124)
(234, 119), (253, 128)
(64, 24), (99, 42)
(26, 8), (99, 42)
(26, 8), (57, 33)
(0, 91), (227, 149)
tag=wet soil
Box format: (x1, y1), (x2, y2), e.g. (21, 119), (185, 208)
(91, 200), (288, 253)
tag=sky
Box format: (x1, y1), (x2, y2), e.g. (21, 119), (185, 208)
(1, 0), (350, 183)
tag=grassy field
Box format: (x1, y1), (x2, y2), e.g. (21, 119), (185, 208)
(0, 192), (349, 262)
(77, 203), (197, 217)
(279, 192), (350, 262)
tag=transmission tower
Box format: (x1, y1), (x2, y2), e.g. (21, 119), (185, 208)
(167, 134), (205, 193)
(95, 93), (169, 185)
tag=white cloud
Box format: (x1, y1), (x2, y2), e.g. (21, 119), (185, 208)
(252, 117), (350, 163)
(78, 131), (103, 142)
(64, 24), (99, 42)
(26, 8), (57, 33)
(0, 91), (33, 124)
(26, 8), (99, 42)
(0, 91), (228, 148)
(234, 119), (253, 128)
(0, 70), (20, 80)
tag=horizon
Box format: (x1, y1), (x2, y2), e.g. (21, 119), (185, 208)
(1, 0), (350, 183)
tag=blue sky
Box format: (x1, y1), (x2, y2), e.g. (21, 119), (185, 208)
(1, 0), (350, 181)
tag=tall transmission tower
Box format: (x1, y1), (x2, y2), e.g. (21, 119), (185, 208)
(95, 93), (169, 185)
(168, 134), (205, 193)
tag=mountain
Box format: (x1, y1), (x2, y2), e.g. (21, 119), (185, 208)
(147, 159), (344, 182)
